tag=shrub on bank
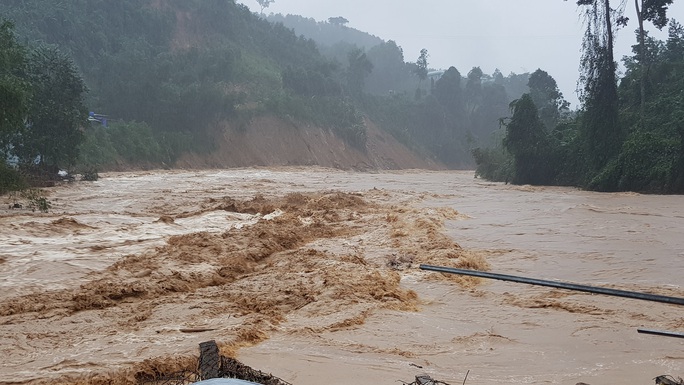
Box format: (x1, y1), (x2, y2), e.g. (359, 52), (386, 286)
(0, 163), (27, 195)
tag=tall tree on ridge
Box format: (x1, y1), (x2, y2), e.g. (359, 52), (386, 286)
(328, 16), (350, 26)
(414, 48), (429, 95)
(504, 94), (552, 185)
(528, 69), (568, 131)
(575, 0), (623, 170)
(256, 0), (274, 15)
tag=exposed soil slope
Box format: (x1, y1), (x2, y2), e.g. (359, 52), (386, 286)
(176, 117), (444, 170)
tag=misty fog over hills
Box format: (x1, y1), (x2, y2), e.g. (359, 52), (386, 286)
(1, 0), (684, 193)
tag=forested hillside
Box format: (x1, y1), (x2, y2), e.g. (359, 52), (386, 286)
(2, 0), (547, 191)
(271, 12), (538, 164)
(0, 0), (369, 175)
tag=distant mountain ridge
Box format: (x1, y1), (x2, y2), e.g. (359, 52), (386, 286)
(266, 13), (383, 50)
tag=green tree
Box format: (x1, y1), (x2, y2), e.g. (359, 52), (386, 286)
(328, 16), (349, 26)
(0, 20), (29, 159)
(256, 0), (275, 15)
(628, 0), (673, 126)
(665, 19), (684, 61)
(528, 69), (568, 130)
(346, 47), (373, 98)
(434, 66), (463, 114)
(464, 66), (483, 117)
(365, 40), (407, 94)
(502, 72), (532, 102)
(492, 69), (504, 85)
(480, 82), (510, 135)
(17, 44), (88, 169)
(413, 48), (429, 93)
(576, 0), (622, 170)
(503, 94), (553, 185)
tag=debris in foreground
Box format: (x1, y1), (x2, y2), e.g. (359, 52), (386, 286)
(400, 374), (451, 385)
(656, 375), (684, 385)
(138, 340), (291, 385)
(133, 340), (684, 385)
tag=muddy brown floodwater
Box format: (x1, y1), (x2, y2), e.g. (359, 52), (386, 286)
(1, 168), (683, 385)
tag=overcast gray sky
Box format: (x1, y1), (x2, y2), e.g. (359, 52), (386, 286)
(239, 0), (682, 108)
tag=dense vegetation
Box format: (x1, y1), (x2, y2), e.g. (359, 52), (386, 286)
(474, 1), (684, 193)
(0, 0), (371, 173)
(3, 0), (681, 194)
(1, 0), (535, 181)
(0, 20), (87, 194)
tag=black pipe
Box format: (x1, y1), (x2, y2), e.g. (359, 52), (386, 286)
(637, 328), (684, 339)
(419, 264), (684, 306)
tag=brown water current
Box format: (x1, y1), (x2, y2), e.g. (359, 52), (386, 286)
(0, 168), (682, 385)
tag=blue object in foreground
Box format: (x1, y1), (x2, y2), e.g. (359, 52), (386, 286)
(191, 379), (263, 385)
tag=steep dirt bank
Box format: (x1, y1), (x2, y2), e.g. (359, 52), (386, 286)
(176, 117), (445, 170)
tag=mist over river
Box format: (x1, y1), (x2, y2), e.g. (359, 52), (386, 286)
(1, 168), (682, 385)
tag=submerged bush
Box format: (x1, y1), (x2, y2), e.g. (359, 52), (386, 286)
(21, 188), (51, 212)
(472, 147), (513, 182)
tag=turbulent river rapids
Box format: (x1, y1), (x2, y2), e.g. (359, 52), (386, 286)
(1, 168), (683, 385)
